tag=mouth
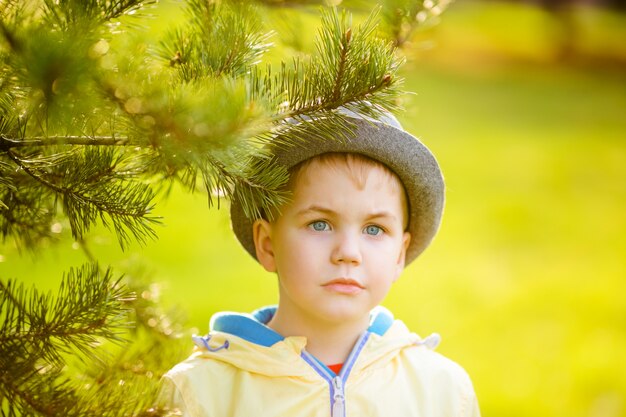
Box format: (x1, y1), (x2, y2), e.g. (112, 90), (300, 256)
(321, 278), (365, 295)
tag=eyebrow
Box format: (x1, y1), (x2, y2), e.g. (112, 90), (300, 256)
(295, 205), (335, 217)
(296, 205), (399, 222)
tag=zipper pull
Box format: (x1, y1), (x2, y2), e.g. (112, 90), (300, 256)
(332, 376), (345, 417)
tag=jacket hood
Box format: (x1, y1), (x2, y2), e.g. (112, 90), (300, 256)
(188, 306), (440, 379)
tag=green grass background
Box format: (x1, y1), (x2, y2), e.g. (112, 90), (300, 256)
(1, 1), (625, 416)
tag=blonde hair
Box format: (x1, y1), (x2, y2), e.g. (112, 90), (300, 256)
(288, 153), (409, 228)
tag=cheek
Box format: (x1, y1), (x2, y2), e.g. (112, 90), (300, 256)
(275, 235), (323, 276)
(291, 230), (328, 254)
(363, 240), (406, 282)
(363, 238), (403, 260)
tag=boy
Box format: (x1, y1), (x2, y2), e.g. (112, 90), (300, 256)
(161, 111), (480, 417)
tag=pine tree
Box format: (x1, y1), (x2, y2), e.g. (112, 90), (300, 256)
(0, 0), (450, 415)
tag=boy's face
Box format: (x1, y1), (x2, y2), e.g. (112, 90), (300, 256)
(253, 158), (411, 328)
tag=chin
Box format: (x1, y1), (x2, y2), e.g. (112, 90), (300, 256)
(316, 304), (371, 325)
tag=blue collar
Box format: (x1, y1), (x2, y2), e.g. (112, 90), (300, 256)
(210, 305), (395, 347)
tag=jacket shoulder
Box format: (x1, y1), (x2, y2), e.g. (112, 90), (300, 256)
(405, 344), (474, 385)
(161, 351), (241, 417)
(164, 349), (236, 382)
(401, 345), (480, 416)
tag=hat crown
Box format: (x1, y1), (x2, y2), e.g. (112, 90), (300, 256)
(334, 107), (403, 130)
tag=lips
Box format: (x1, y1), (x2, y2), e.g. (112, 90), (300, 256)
(322, 278), (365, 295)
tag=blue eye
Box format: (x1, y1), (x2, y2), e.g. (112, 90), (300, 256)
(364, 225), (383, 236)
(310, 221), (330, 232)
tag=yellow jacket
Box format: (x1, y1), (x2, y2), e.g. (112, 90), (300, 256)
(161, 306), (480, 417)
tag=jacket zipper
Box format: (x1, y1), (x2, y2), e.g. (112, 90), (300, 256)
(300, 332), (370, 417)
(331, 376), (345, 417)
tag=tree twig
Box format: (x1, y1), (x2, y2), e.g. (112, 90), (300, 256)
(0, 135), (134, 151)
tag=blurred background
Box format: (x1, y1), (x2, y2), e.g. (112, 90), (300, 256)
(1, 0), (625, 416)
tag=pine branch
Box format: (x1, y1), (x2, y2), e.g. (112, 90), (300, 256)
(0, 264), (133, 364)
(0, 362), (82, 417)
(100, 273), (187, 417)
(75, 275), (189, 417)
(0, 265), (187, 416)
(316, 7), (403, 111)
(0, 264), (137, 416)
(159, 0), (272, 80)
(249, 7), (403, 121)
(4, 147), (159, 250)
(102, 72), (294, 218)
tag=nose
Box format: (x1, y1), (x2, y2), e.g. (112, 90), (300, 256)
(330, 231), (362, 265)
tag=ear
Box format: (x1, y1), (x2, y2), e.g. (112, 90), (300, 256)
(253, 219), (276, 273)
(393, 232), (411, 282)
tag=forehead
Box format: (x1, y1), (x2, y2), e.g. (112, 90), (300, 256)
(288, 153), (404, 193)
(285, 155), (408, 218)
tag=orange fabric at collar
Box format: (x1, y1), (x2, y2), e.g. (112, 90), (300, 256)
(327, 363), (343, 375)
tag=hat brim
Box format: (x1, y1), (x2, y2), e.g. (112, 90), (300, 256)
(230, 116), (445, 266)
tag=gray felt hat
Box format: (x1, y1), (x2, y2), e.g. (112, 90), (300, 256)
(230, 110), (445, 266)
